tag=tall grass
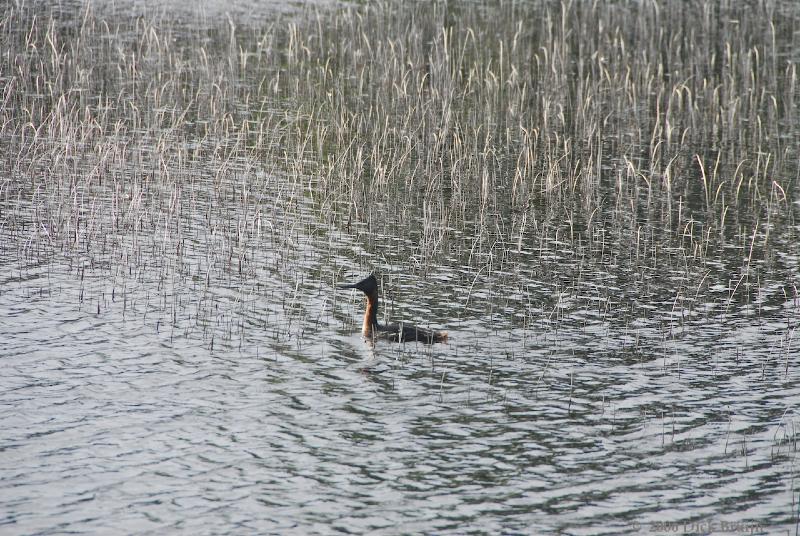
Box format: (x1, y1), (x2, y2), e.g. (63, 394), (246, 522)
(0, 0), (797, 348)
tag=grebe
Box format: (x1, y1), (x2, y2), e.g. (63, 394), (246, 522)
(338, 274), (448, 344)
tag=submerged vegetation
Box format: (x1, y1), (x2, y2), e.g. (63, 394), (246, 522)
(0, 0), (798, 346)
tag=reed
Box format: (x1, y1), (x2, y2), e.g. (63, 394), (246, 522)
(0, 0), (797, 358)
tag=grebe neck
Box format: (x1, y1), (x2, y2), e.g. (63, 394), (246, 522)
(363, 291), (379, 336)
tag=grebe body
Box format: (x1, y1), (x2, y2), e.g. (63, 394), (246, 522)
(338, 274), (448, 344)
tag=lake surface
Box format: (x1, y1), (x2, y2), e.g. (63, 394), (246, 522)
(1, 0), (799, 534)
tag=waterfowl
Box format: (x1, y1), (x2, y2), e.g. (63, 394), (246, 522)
(338, 274), (448, 344)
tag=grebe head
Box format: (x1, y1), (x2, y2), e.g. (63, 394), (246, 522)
(337, 274), (378, 295)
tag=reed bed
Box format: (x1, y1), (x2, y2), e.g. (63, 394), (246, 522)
(0, 0), (797, 350)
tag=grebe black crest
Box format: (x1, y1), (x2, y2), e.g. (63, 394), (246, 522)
(338, 274), (448, 344)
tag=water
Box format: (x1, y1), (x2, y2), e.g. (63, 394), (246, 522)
(2, 0), (799, 534)
(4, 261), (796, 534)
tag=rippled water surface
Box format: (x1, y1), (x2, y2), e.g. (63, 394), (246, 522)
(2, 0), (799, 534)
